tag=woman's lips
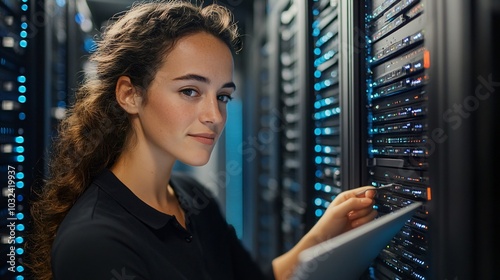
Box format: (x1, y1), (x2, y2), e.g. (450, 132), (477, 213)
(189, 133), (216, 145)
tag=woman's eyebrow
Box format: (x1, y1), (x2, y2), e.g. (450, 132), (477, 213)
(173, 73), (236, 90)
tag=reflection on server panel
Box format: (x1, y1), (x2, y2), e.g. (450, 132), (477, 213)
(364, 0), (430, 279)
(1, 0), (30, 279)
(310, 0), (342, 223)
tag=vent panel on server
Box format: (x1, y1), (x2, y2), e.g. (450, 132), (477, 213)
(364, 0), (430, 279)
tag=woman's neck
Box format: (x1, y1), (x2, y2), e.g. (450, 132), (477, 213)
(110, 143), (179, 217)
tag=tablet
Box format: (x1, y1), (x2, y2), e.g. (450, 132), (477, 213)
(291, 201), (423, 280)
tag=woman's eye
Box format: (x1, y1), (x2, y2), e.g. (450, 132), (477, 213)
(218, 95), (233, 104)
(180, 88), (198, 97)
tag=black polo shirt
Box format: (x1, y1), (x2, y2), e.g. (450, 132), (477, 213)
(51, 169), (273, 280)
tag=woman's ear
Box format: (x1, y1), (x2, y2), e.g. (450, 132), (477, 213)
(116, 76), (141, 114)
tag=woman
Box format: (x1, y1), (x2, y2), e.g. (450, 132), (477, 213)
(27, 1), (377, 279)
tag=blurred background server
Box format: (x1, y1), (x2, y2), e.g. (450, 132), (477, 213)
(1, 0), (498, 279)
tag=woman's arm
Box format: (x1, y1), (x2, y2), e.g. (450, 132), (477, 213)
(271, 186), (378, 280)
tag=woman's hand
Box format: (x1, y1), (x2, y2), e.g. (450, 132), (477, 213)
(272, 186), (378, 280)
(307, 186), (378, 243)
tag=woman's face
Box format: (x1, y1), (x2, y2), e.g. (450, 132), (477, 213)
(134, 31), (235, 166)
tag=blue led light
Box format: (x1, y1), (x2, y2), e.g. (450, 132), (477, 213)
(56, 0), (66, 7)
(16, 181), (24, 188)
(314, 70), (321, 78)
(17, 194), (24, 201)
(315, 32), (334, 47)
(16, 275), (24, 280)
(314, 107), (341, 120)
(314, 47), (321, 56)
(314, 145), (321, 152)
(20, 40), (27, 48)
(315, 170), (322, 178)
(16, 213), (24, 220)
(314, 198), (322, 206)
(18, 95), (26, 103)
(16, 155), (25, 162)
(16, 248), (24, 255)
(57, 100), (67, 107)
(19, 112), (26, 120)
(18, 76), (26, 83)
(21, 4), (28, 11)
(16, 224), (25, 231)
(17, 266), (24, 273)
(16, 237), (24, 244)
(20, 31), (27, 38)
(314, 183), (322, 191)
(75, 13), (84, 24)
(315, 209), (324, 217)
(18, 85), (26, 93)
(315, 156), (322, 164)
(21, 22), (28, 29)
(16, 172), (24, 179)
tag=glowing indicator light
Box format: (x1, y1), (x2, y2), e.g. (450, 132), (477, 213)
(315, 209), (323, 217)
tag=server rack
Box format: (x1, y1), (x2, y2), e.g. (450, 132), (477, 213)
(244, 0), (312, 262)
(362, 0), (430, 278)
(274, 0), (310, 252)
(43, 0), (70, 153)
(245, 0), (498, 278)
(242, 0), (282, 268)
(308, 0), (343, 225)
(0, 0), (37, 279)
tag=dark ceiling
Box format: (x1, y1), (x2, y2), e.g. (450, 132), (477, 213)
(86, 0), (252, 30)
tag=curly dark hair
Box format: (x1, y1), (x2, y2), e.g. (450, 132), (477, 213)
(26, 1), (242, 279)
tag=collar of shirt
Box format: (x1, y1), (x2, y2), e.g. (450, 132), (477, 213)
(93, 169), (182, 230)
